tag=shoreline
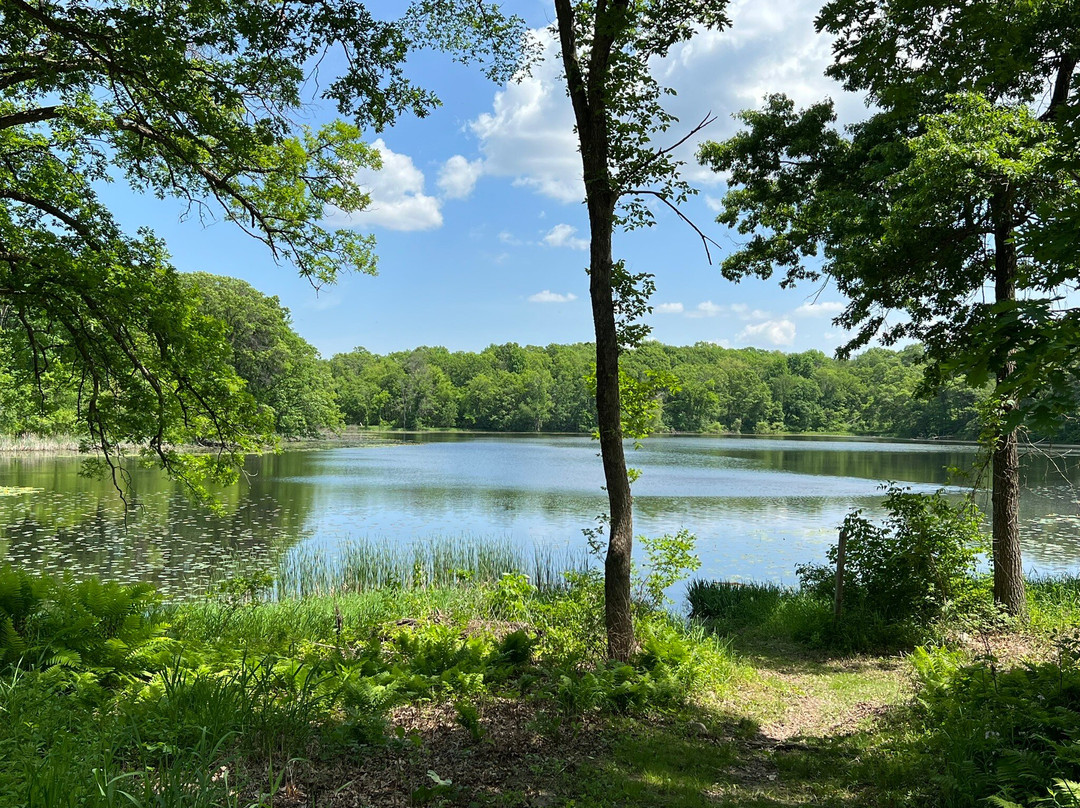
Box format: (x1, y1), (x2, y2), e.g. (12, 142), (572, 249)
(5, 427), (1080, 457)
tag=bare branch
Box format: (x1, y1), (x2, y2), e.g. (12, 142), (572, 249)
(624, 189), (720, 264)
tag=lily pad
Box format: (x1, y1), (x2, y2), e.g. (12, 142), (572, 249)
(0, 486), (42, 497)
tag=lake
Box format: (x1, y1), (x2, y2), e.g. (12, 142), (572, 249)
(1, 433), (1079, 595)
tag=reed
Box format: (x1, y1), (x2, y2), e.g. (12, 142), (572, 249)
(0, 433), (81, 453)
(272, 535), (582, 599)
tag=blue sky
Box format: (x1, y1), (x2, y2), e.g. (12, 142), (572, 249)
(102, 0), (875, 359)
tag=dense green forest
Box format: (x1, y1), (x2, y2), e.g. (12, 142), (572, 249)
(2, 276), (1002, 445)
(329, 340), (998, 439)
(6, 271), (1080, 444)
(0, 274), (340, 440)
(0, 273), (992, 441)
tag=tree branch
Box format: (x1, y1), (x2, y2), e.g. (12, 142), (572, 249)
(0, 105), (61, 130)
(1041, 53), (1077, 122)
(0, 188), (101, 245)
(624, 189), (720, 264)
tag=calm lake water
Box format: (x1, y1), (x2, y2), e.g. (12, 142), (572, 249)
(1, 433), (1079, 595)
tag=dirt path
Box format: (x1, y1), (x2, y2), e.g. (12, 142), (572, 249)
(707, 642), (914, 807)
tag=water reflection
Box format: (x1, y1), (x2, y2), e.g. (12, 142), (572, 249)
(0, 434), (1078, 592)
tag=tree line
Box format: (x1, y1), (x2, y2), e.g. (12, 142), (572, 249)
(11, 268), (1080, 450)
(1, 271), (1015, 442)
(330, 340), (1000, 440)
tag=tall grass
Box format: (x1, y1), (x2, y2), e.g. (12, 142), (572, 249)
(273, 536), (582, 598)
(0, 433), (81, 453)
(1027, 574), (1080, 634)
(687, 579), (836, 644)
(173, 588), (495, 647)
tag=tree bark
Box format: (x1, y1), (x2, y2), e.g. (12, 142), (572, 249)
(589, 203), (635, 661)
(555, 0), (636, 660)
(991, 190), (1026, 616)
(992, 421), (1024, 613)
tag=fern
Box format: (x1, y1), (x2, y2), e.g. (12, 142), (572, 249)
(42, 649), (83, 670)
(0, 566), (167, 679)
(0, 614), (26, 664)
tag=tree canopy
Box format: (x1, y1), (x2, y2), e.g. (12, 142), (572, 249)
(700, 0), (1079, 612)
(0, 0), (525, 488)
(181, 273), (341, 439)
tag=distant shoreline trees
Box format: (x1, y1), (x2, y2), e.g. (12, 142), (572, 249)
(9, 271), (1080, 446)
(325, 340), (1007, 441)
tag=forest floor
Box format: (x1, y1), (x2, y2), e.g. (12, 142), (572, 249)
(237, 636), (924, 808)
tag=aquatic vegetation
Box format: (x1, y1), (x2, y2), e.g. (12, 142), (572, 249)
(273, 535), (583, 598)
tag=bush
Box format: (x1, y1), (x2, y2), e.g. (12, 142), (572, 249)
(913, 644), (1080, 808)
(799, 486), (984, 625)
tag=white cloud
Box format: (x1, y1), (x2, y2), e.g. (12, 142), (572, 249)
(468, 9), (865, 203)
(794, 300), (845, 317)
(325, 139), (442, 231)
(705, 195), (724, 212)
(529, 290), (578, 304)
(686, 300), (767, 319)
(469, 30), (583, 203)
(438, 155), (483, 200)
(498, 230), (525, 246)
(543, 223), (588, 250)
(655, 302), (684, 314)
(693, 301), (727, 317)
(739, 319), (797, 346)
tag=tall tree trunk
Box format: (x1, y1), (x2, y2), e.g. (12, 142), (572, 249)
(555, 0), (636, 660)
(588, 200), (635, 660)
(992, 190), (1026, 616)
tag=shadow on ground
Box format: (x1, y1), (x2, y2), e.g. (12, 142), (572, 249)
(242, 648), (927, 808)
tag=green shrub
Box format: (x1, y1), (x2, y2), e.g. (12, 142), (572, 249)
(636, 529), (701, 609)
(913, 645), (1080, 808)
(799, 486), (984, 625)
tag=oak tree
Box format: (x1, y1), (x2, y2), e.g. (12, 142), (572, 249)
(700, 0), (1079, 613)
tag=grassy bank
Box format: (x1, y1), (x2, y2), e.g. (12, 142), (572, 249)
(0, 433), (82, 454)
(0, 559), (742, 808)
(2, 550), (1080, 807)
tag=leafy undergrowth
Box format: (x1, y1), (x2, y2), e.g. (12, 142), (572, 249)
(0, 566), (743, 807)
(4, 562), (1080, 807)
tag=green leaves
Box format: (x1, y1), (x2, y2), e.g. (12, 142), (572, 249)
(0, 0), (529, 490)
(701, 1), (1080, 439)
(182, 273), (342, 438)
